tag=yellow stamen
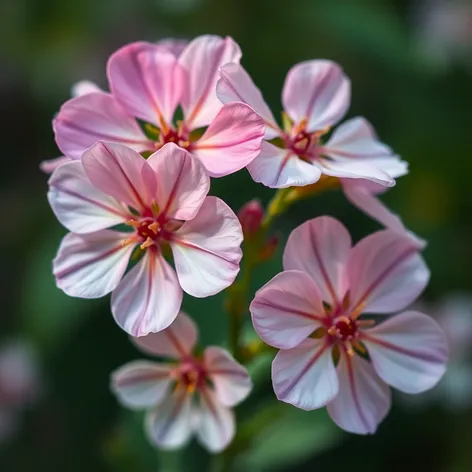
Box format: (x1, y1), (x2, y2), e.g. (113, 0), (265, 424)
(121, 236), (138, 247)
(158, 114), (169, 134)
(327, 326), (337, 336)
(352, 340), (367, 355)
(126, 219), (140, 228)
(140, 237), (154, 250)
(148, 222), (159, 234)
(357, 319), (375, 327)
(345, 341), (355, 357)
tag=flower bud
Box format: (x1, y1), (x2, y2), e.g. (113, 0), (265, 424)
(237, 199), (264, 238)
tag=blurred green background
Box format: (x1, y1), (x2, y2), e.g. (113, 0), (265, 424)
(1, 0), (472, 470)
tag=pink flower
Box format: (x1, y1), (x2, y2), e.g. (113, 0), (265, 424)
(0, 340), (40, 443)
(48, 141), (243, 336)
(250, 216), (447, 434)
(53, 35), (265, 178)
(111, 312), (252, 452)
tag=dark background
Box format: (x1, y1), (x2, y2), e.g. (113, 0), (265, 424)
(1, 0), (471, 470)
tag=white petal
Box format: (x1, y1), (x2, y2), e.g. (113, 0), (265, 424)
(145, 388), (194, 449)
(195, 388), (235, 453)
(327, 353), (391, 435)
(111, 251), (183, 336)
(171, 197), (243, 297)
(272, 338), (338, 411)
(203, 347), (252, 407)
(53, 230), (133, 298)
(111, 361), (172, 409)
(132, 312), (198, 359)
(362, 311), (448, 394)
(247, 141), (322, 188)
(48, 160), (129, 234)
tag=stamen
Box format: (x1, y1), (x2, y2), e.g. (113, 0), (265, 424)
(345, 340), (355, 357)
(121, 236), (138, 247)
(350, 303), (366, 320)
(140, 237), (154, 250)
(314, 125), (331, 138)
(158, 114), (169, 134)
(148, 222), (159, 234)
(126, 219), (141, 228)
(352, 340), (367, 355)
(327, 326), (337, 336)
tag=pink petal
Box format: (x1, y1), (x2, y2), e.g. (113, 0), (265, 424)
(216, 63), (280, 139)
(327, 352), (391, 435)
(362, 311), (448, 394)
(146, 143), (210, 221)
(195, 388), (235, 453)
(283, 216), (351, 307)
(282, 60), (350, 132)
(71, 80), (102, 97)
(108, 42), (183, 125)
(132, 312), (198, 359)
(180, 35), (242, 129)
(53, 230), (133, 298)
(111, 251), (183, 336)
(250, 270), (325, 349)
(156, 38), (189, 57)
(347, 230), (429, 314)
(247, 141), (322, 188)
(342, 180), (426, 248)
(192, 102), (265, 177)
(318, 159), (394, 187)
(111, 360), (172, 409)
(322, 117), (400, 161)
(48, 160), (129, 234)
(82, 141), (156, 213)
(54, 92), (153, 160)
(171, 197), (243, 297)
(145, 388), (193, 449)
(203, 347), (252, 407)
(272, 338), (338, 410)
(40, 156), (73, 173)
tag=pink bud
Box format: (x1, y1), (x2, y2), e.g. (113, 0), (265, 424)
(237, 199), (264, 238)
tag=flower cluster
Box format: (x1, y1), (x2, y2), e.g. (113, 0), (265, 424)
(44, 34), (448, 452)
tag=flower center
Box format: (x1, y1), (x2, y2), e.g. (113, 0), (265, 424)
(290, 129), (316, 157)
(160, 127), (192, 151)
(328, 316), (359, 342)
(177, 361), (207, 393)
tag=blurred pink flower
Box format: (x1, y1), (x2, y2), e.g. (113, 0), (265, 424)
(250, 216), (447, 434)
(48, 142), (243, 336)
(0, 340), (40, 444)
(53, 35), (265, 178)
(111, 312), (252, 452)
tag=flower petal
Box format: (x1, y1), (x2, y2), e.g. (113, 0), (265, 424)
(247, 141), (322, 188)
(146, 143), (210, 221)
(250, 270), (325, 349)
(171, 197), (242, 297)
(53, 230), (133, 298)
(272, 338), (338, 410)
(195, 388), (235, 453)
(54, 92), (153, 160)
(145, 388), (193, 450)
(108, 42), (183, 125)
(318, 159), (394, 187)
(322, 117), (401, 162)
(71, 80), (102, 97)
(111, 251), (183, 336)
(40, 156), (73, 173)
(217, 63), (280, 139)
(347, 230), (429, 314)
(342, 180), (426, 248)
(156, 38), (189, 57)
(48, 160), (129, 233)
(362, 311), (448, 394)
(82, 141), (156, 213)
(180, 35), (242, 129)
(132, 312), (198, 359)
(203, 347), (252, 407)
(192, 102), (265, 177)
(283, 216), (351, 307)
(111, 360), (172, 409)
(327, 352), (391, 435)
(282, 60), (350, 132)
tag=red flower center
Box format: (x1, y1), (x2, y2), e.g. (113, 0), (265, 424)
(329, 316), (359, 342)
(177, 360), (207, 393)
(160, 128), (193, 151)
